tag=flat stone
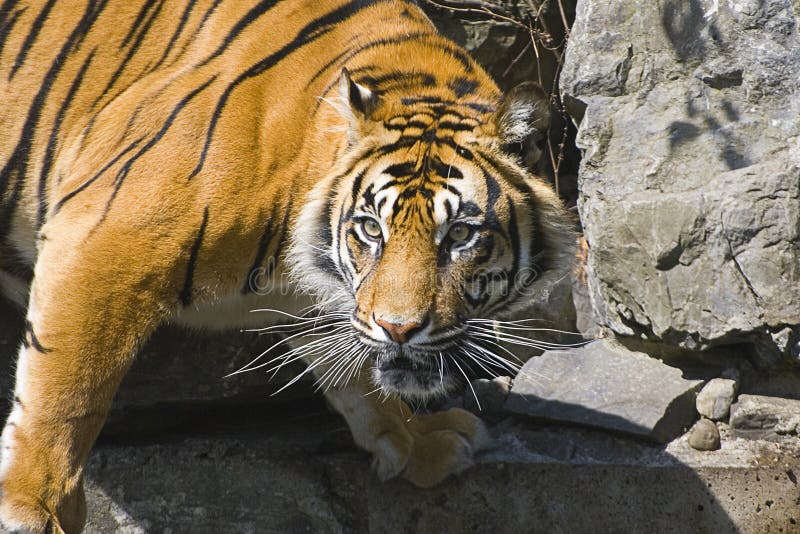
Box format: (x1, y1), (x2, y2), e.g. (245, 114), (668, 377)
(696, 377), (739, 421)
(730, 394), (800, 441)
(504, 339), (704, 443)
(71, 413), (800, 533)
(688, 418), (721, 451)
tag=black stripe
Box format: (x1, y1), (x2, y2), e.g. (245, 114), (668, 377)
(55, 137), (143, 212)
(37, 49), (96, 228)
(95, 0), (164, 106)
(177, 0), (223, 57)
(348, 170), (366, 214)
(241, 201), (278, 294)
(269, 196), (293, 265)
(383, 162), (416, 178)
(8, 0), (56, 80)
(24, 320), (51, 354)
(179, 206), (210, 306)
(197, 0), (281, 68)
(314, 187), (340, 278)
(448, 77), (478, 98)
(436, 121), (474, 132)
(307, 32), (434, 88)
(119, 0), (157, 50)
(0, 0), (109, 238)
(480, 167), (505, 237)
(475, 153), (529, 196)
(0, 0), (20, 26)
(191, 0), (394, 179)
(336, 189), (355, 286)
(101, 75), (216, 218)
(0, 5), (25, 60)
(360, 70), (436, 90)
(428, 157), (463, 179)
(383, 120), (429, 131)
(506, 199), (521, 288)
(148, 0), (196, 73)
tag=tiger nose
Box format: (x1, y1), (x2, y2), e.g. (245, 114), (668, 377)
(374, 316), (426, 344)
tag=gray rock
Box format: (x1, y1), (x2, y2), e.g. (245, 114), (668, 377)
(504, 339), (704, 442)
(561, 0), (800, 358)
(730, 394), (800, 441)
(687, 418), (721, 451)
(696, 377), (739, 421)
(463, 376), (512, 418)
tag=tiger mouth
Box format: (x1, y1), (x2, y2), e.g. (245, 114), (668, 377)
(369, 344), (463, 400)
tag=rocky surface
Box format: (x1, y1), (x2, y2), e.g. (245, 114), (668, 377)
(76, 414), (799, 533)
(560, 0), (800, 359)
(696, 376), (739, 421)
(730, 394), (800, 441)
(504, 339), (704, 442)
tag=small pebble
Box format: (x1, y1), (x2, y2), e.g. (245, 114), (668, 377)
(688, 418), (721, 451)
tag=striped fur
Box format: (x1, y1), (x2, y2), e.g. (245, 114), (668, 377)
(0, 1), (575, 532)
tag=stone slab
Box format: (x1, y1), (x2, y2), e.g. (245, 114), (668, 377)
(730, 394), (800, 441)
(504, 339), (704, 442)
(57, 416), (800, 533)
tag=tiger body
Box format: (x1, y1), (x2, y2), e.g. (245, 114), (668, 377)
(0, 1), (575, 532)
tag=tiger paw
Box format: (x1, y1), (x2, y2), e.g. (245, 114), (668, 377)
(371, 408), (492, 488)
(0, 496), (65, 534)
(0, 473), (84, 534)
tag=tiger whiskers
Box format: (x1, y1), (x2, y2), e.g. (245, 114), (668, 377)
(226, 308), (351, 377)
(450, 356), (481, 411)
(468, 317), (591, 338)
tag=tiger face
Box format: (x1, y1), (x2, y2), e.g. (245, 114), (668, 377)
(292, 71), (575, 401)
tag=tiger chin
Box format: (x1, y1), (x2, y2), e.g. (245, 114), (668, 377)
(0, 1), (575, 532)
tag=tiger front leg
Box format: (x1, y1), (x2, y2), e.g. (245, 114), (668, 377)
(0, 238), (167, 534)
(323, 370), (492, 488)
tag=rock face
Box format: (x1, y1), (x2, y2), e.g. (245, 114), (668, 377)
(504, 339), (704, 442)
(729, 394), (800, 441)
(560, 0), (800, 358)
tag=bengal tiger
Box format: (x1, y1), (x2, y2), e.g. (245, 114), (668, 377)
(0, 0), (576, 531)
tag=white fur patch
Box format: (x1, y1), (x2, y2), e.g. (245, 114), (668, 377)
(0, 345), (29, 480)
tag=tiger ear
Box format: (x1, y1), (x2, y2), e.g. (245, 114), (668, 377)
(494, 82), (551, 164)
(337, 68), (378, 142)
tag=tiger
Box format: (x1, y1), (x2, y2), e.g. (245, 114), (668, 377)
(0, 0), (576, 532)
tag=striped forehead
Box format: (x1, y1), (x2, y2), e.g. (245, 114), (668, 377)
(384, 109), (482, 138)
(353, 160), (482, 226)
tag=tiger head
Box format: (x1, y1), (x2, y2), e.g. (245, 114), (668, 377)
(291, 70), (576, 401)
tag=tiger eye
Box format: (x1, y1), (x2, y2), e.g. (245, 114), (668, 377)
(362, 218), (382, 239)
(447, 223), (471, 243)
